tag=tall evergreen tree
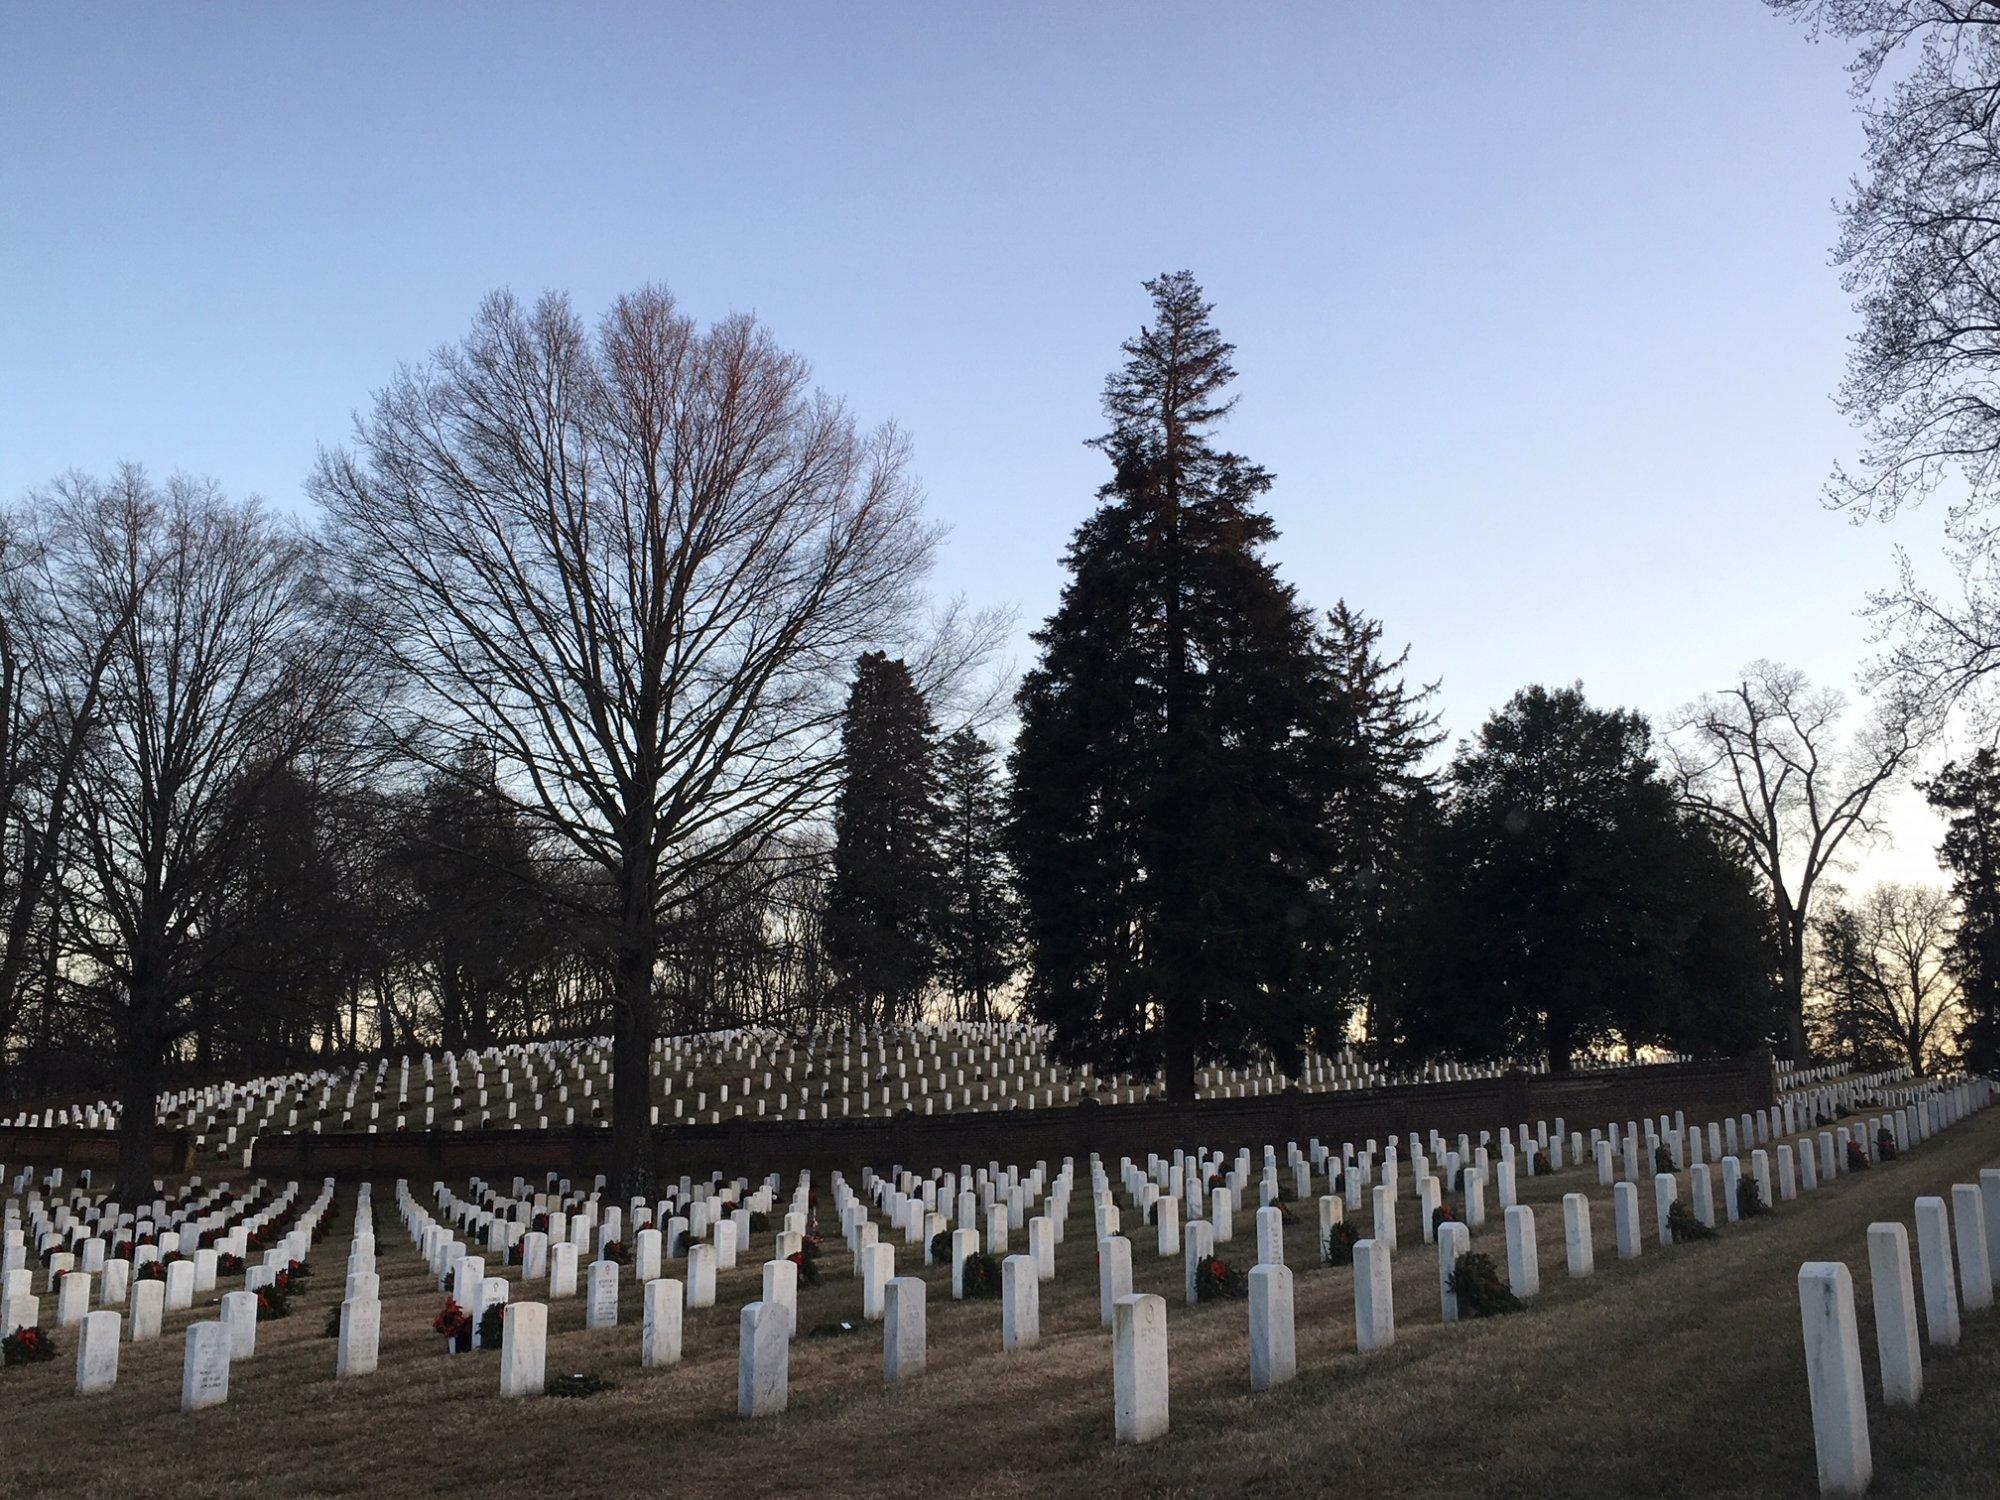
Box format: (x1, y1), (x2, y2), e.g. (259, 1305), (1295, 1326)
(1315, 601), (1443, 1048)
(1009, 272), (1340, 1098)
(826, 652), (942, 1028)
(1924, 750), (2000, 1072)
(935, 729), (1018, 1021)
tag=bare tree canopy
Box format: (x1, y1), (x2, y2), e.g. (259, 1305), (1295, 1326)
(1810, 880), (1961, 1071)
(312, 285), (945, 1193)
(44, 469), (360, 1196)
(0, 487), (149, 1073)
(1665, 659), (1921, 1058)
(1772, 1), (2000, 727)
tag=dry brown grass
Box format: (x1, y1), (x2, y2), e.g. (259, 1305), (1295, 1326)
(5, 1108), (1998, 1499)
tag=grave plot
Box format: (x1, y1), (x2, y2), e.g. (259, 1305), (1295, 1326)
(1, 1068), (1991, 1497)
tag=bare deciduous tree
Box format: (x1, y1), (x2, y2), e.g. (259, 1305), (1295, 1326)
(1771, 2), (2000, 727)
(1666, 660), (1921, 1058)
(1811, 882), (1961, 1072)
(0, 478), (151, 1090)
(312, 287), (944, 1194)
(57, 471), (357, 1197)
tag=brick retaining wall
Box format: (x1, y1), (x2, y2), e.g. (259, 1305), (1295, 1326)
(0, 1126), (195, 1175)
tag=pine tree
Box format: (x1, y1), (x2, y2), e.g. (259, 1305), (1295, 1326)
(934, 729), (1019, 1021)
(1009, 272), (1340, 1098)
(1924, 750), (2000, 1072)
(1315, 601), (1443, 1049)
(826, 652), (943, 1028)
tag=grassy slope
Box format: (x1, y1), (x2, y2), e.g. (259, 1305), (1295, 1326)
(4, 1106), (1997, 1499)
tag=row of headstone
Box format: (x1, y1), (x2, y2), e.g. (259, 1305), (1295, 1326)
(3, 1169), (330, 1351)
(17, 1018), (1690, 1153)
(629, 1068), (1963, 1436)
(1795, 1076), (1998, 1497)
(0, 1169), (335, 1408)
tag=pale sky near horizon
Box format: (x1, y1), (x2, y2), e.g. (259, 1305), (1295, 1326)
(0, 2), (1969, 893)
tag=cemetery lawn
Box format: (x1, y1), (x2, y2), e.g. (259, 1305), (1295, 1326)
(5, 1109), (1999, 1499)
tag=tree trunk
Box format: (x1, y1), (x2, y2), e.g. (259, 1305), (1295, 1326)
(1163, 1013), (1198, 1103)
(1545, 1009), (1576, 1073)
(115, 993), (162, 1202)
(0, 924), (37, 1078)
(371, 975), (396, 1053)
(469, 980), (492, 1051)
(438, 967), (465, 1052)
(1778, 927), (1808, 1062)
(609, 854), (658, 1200)
(610, 946), (654, 1198)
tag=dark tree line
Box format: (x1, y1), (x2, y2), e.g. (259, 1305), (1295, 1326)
(0, 480), (824, 1126)
(15, 267), (1993, 1201)
(1, 288), (973, 1198)
(0, 466), (951, 1187)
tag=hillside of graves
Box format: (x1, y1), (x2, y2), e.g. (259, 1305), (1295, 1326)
(5, 1060), (1998, 1497)
(12, 1022), (1644, 1170)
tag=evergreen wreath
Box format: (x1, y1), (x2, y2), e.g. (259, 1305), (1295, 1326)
(1446, 1252), (1522, 1318)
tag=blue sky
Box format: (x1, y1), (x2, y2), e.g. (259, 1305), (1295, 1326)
(0, 2), (1956, 885)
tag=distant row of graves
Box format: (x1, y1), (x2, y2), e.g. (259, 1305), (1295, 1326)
(9, 1020), (1699, 1168)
